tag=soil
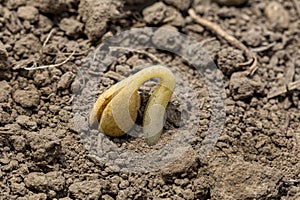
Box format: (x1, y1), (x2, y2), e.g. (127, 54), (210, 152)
(0, 0), (300, 200)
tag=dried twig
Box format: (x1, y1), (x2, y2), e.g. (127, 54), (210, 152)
(42, 29), (55, 49)
(250, 42), (276, 52)
(17, 29), (79, 70)
(24, 51), (75, 70)
(42, 29), (88, 56)
(188, 9), (258, 75)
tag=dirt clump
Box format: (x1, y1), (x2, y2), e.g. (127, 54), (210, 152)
(142, 2), (185, 27)
(27, 0), (70, 14)
(69, 180), (103, 199)
(211, 157), (282, 199)
(229, 71), (264, 100)
(265, 1), (290, 29)
(59, 17), (83, 38)
(16, 6), (39, 22)
(13, 85), (40, 108)
(78, 0), (123, 41)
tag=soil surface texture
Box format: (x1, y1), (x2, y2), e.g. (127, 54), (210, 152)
(0, 0), (300, 199)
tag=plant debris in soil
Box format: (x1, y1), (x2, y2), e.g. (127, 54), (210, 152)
(0, 0), (300, 199)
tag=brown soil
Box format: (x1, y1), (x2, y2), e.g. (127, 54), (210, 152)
(0, 0), (300, 199)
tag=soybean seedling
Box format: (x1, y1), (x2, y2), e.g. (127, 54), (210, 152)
(89, 65), (175, 146)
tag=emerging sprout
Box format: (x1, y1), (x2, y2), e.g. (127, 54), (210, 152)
(89, 65), (175, 146)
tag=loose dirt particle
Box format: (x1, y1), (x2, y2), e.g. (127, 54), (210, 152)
(161, 149), (198, 182)
(143, 2), (168, 25)
(13, 33), (42, 58)
(34, 71), (51, 87)
(217, 46), (245, 75)
(6, 0), (26, 10)
(152, 27), (182, 52)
